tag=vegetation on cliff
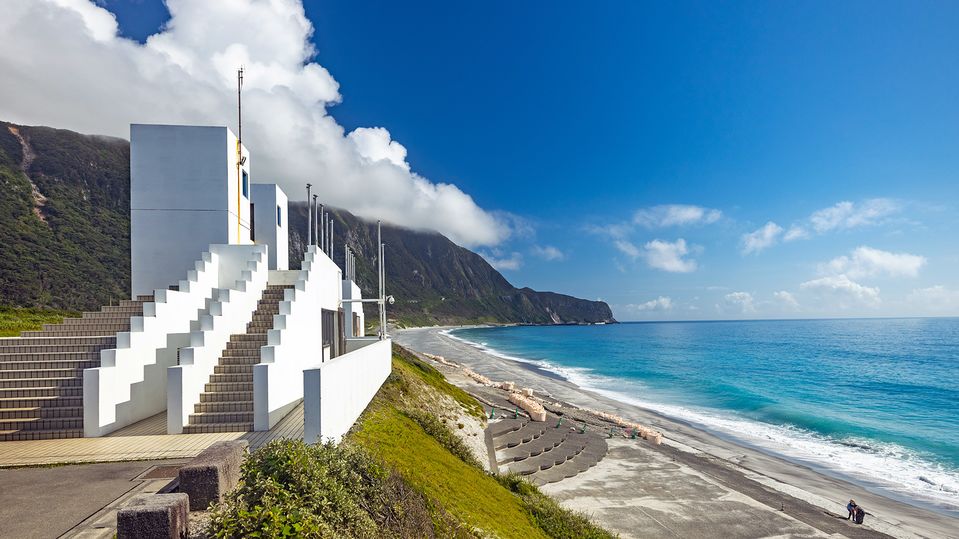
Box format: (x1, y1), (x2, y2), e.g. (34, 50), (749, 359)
(207, 344), (615, 538)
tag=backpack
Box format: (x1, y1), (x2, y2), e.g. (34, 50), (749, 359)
(855, 507), (865, 524)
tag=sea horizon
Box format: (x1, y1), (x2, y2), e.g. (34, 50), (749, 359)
(448, 319), (959, 517)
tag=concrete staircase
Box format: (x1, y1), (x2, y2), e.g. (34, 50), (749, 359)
(183, 284), (292, 434)
(0, 297), (152, 441)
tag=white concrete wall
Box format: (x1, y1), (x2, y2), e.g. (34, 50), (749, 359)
(130, 124), (252, 297)
(251, 184), (288, 271)
(342, 280), (365, 338)
(253, 247), (342, 430)
(303, 339), (391, 444)
(83, 244), (267, 437)
(166, 244), (269, 434)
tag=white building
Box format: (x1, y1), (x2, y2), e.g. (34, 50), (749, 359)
(83, 124), (389, 441)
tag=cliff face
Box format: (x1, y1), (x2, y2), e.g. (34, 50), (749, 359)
(0, 120), (614, 325)
(286, 205), (616, 326)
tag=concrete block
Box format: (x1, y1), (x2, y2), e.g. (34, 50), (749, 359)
(178, 440), (248, 511)
(117, 493), (189, 539)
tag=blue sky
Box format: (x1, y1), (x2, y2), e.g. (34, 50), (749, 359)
(16, 1), (959, 320)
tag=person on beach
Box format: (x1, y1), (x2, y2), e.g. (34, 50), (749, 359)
(847, 500), (857, 520)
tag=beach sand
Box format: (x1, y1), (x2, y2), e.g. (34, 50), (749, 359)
(395, 326), (959, 539)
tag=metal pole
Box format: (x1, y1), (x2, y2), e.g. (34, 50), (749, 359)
(312, 195), (318, 246)
(377, 221), (383, 339)
(306, 184), (312, 249)
(318, 204), (324, 249)
(329, 221), (334, 257)
(381, 242), (387, 338)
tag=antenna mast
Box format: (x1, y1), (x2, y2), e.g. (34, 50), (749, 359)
(236, 66), (244, 244)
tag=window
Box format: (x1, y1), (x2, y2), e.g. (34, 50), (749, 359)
(242, 170), (249, 198)
(277, 205), (282, 227)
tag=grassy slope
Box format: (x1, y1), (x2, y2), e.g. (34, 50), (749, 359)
(345, 344), (614, 538)
(0, 306), (77, 337)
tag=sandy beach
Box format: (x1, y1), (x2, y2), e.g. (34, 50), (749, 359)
(395, 326), (959, 539)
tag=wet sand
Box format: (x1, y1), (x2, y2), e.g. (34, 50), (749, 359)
(395, 326), (959, 539)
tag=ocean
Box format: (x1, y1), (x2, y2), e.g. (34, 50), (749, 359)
(449, 318), (959, 513)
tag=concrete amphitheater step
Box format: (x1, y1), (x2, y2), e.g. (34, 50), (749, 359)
(497, 425), (568, 464)
(488, 418), (527, 438)
(504, 430), (590, 475)
(494, 420), (549, 450)
(530, 435), (608, 486)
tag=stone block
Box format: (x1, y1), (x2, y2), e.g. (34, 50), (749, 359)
(178, 439), (248, 511)
(117, 493), (188, 539)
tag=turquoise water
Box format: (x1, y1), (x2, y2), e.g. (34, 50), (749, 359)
(451, 318), (959, 511)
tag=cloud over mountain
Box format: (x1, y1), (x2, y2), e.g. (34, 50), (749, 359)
(0, 0), (507, 247)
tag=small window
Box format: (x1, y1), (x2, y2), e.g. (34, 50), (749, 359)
(242, 170), (249, 198)
(277, 205), (282, 227)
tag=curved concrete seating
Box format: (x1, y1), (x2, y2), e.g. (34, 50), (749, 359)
(488, 418), (526, 438)
(497, 425), (568, 464)
(494, 420), (549, 450)
(505, 430), (589, 475)
(531, 435), (608, 486)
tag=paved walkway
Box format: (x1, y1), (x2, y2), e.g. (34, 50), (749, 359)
(0, 402), (305, 467)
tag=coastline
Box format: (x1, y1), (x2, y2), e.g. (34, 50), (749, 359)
(395, 326), (959, 539)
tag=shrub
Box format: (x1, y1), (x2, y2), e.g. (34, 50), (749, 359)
(496, 473), (618, 539)
(208, 439), (435, 538)
(403, 410), (482, 469)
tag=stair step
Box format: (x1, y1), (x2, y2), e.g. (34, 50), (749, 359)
(182, 422), (253, 434)
(199, 390), (253, 403)
(232, 334), (268, 343)
(0, 359), (98, 371)
(204, 382), (253, 393)
(188, 411), (254, 425)
(0, 345), (114, 355)
(0, 428), (83, 441)
(226, 341), (265, 350)
(193, 400), (253, 414)
(0, 368), (84, 379)
(0, 417), (83, 430)
(0, 386), (82, 398)
(0, 377), (82, 389)
(0, 406), (83, 420)
(208, 373), (253, 384)
(214, 364), (254, 375)
(0, 395), (84, 409)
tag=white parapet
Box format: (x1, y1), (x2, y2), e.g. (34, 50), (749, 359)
(166, 245), (269, 434)
(303, 338), (392, 444)
(253, 246), (342, 431)
(83, 244), (267, 437)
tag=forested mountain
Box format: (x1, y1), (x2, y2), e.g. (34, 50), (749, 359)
(0, 121), (614, 325)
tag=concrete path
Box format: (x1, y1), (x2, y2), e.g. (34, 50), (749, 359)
(0, 459), (186, 539)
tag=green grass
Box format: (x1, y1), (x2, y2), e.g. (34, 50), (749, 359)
(0, 305), (78, 337)
(389, 343), (485, 419)
(351, 405), (548, 538)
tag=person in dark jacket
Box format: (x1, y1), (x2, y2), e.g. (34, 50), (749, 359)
(847, 499), (857, 520)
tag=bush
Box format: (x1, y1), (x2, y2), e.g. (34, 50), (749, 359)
(403, 410), (482, 469)
(496, 473), (618, 539)
(208, 439), (435, 538)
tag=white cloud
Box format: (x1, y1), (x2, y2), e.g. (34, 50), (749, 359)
(613, 239), (641, 259)
(783, 225), (809, 242)
(809, 198), (901, 233)
(741, 221), (783, 254)
(0, 0), (508, 247)
(626, 296), (673, 312)
(821, 246), (926, 279)
(643, 239), (697, 273)
(724, 291), (755, 313)
(906, 286), (959, 314)
(634, 204), (722, 228)
(531, 245), (565, 261)
(773, 290), (800, 309)
(799, 275), (881, 307)
(481, 250), (522, 271)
